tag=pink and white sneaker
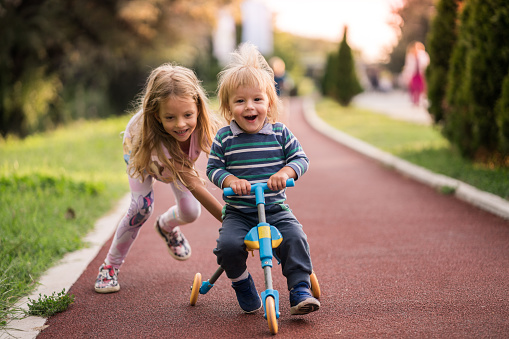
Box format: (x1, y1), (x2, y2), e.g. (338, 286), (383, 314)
(155, 218), (191, 260)
(94, 264), (120, 293)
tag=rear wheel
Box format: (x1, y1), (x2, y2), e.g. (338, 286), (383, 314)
(310, 271), (321, 299)
(190, 273), (201, 306)
(266, 296), (278, 335)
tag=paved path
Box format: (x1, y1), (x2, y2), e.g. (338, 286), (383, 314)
(6, 97), (509, 338)
(352, 90), (433, 125)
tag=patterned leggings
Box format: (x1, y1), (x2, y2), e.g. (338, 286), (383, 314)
(104, 175), (201, 269)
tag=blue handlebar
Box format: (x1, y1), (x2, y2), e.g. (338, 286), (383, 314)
(223, 178), (295, 197)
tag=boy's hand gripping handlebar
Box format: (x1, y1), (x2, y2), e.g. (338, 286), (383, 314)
(223, 178), (295, 197)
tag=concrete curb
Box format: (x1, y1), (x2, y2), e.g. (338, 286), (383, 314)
(1, 194), (131, 339)
(302, 97), (509, 221)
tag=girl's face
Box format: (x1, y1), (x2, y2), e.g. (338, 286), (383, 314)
(229, 85), (269, 134)
(156, 96), (199, 144)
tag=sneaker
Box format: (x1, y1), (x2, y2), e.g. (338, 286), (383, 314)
(95, 264), (120, 293)
(289, 282), (320, 315)
(155, 218), (191, 260)
(232, 273), (262, 313)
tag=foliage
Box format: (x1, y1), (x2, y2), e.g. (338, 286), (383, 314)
(426, 0), (461, 124)
(0, 0), (226, 138)
(321, 52), (338, 98)
(387, 0), (434, 74)
(495, 69), (509, 156)
(321, 27), (362, 106)
(0, 273), (24, 329)
(26, 289), (75, 317)
(335, 28), (363, 106)
(0, 115), (130, 329)
(442, 0), (509, 162)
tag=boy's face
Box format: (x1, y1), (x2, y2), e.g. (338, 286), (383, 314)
(229, 85), (269, 134)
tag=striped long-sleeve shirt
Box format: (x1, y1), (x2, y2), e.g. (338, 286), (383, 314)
(206, 120), (309, 212)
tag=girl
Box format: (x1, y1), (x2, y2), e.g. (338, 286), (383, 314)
(95, 64), (223, 293)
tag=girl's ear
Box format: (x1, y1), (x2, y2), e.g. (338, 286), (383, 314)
(154, 110), (161, 123)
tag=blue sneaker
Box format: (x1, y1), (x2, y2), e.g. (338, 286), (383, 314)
(290, 282), (320, 315)
(231, 273), (262, 313)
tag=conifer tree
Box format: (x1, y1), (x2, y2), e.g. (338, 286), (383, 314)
(321, 52), (338, 97)
(443, 1), (473, 156)
(426, 0), (460, 124)
(466, 0), (509, 157)
(496, 70), (509, 156)
(444, 0), (509, 160)
(334, 26), (362, 106)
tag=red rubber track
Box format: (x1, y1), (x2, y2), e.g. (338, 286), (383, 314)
(38, 98), (509, 338)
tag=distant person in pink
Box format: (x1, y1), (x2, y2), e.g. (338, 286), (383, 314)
(402, 41), (430, 106)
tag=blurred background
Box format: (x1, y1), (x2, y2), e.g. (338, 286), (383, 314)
(0, 0), (431, 138)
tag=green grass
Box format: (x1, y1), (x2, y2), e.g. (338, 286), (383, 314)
(26, 289), (75, 317)
(315, 97), (509, 200)
(0, 115), (130, 328)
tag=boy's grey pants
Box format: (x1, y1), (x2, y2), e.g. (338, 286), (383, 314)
(214, 205), (313, 290)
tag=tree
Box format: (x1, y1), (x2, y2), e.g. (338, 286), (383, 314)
(0, 0), (159, 137)
(321, 52), (338, 98)
(443, 0), (509, 161)
(496, 70), (509, 156)
(426, 0), (461, 124)
(442, 1), (473, 156)
(332, 27), (362, 106)
(0, 0), (227, 138)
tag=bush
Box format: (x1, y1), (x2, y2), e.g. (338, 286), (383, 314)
(426, 0), (460, 124)
(443, 0), (509, 161)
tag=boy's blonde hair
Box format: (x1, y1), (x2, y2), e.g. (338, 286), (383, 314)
(217, 42), (280, 124)
(128, 63), (218, 187)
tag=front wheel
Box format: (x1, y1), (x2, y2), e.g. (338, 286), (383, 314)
(266, 296), (278, 335)
(190, 272), (201, 306)
(310, 271), (321, 299)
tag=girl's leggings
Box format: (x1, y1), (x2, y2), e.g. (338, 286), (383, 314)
(104, 175), (201, 269)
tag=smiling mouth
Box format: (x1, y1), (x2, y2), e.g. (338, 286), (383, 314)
(245, 115), (257, 121)
(174, 129), (188, 136)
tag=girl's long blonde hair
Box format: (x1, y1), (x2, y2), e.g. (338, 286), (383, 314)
(127, 63), (218, 187)
(217, 42), (280, 124)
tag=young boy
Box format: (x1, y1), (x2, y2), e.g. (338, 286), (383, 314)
(206, 43), (320, 315)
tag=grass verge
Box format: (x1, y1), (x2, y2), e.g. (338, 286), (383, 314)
(315, 97), (509, 200)
(0, 115), (130, 329)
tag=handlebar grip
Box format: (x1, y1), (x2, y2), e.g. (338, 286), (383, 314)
(223, 178), (295, 197)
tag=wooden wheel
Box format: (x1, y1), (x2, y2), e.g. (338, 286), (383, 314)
(266, 296), (278, 335)
(190, 272), (201, 306)
(310, 271), (321, 299)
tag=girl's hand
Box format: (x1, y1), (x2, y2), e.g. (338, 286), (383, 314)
(228, 178), (251, 196)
